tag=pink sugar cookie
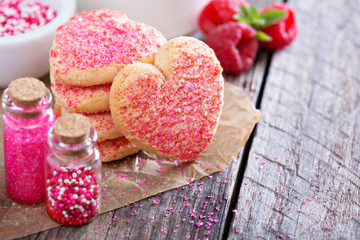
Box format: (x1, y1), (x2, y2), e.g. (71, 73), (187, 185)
(97, 137), (141, 162)
(86, 112), (123, 142)
(56, 105), (123, 142)
(50, 72), (111, 113)
(110, 37), (223, 161)
(50, 9), (167, 86)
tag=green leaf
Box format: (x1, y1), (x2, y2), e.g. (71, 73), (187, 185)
(256, 30), (272, 42)
(252, 17), (267, 29)
(234, 16), (251, 25)
(240, 5), (250, 18)
(260, 9), (286, 28)
(250, 5), (260, 19)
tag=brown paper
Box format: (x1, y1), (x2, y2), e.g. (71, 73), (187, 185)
(0, 82), (262, 240)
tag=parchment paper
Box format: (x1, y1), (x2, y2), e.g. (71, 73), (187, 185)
(0, 82), (262, 240)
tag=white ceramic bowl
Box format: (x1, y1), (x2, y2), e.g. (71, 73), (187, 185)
(0, 0), (76, 88)
(77, 0), (209, 39)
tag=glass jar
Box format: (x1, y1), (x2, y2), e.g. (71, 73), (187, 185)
(45, 114), (101, 226)
(2, 77), (55, 204)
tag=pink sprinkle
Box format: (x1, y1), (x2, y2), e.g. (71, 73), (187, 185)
(195, 221), (203, 227)
(330, 215), (334, 219)
(156, 166), (164, 172)
(258, 233), (263, 237)
(125, 234), (130, 238)
(309, 225), (313, 229)
(235, 229), (240, 233)
(341, 180), (345, 184)
(317, 219), (321, 222)
(280, 234), (284, 238)
(302, 201), (306, 205)
(186, 235), (190, 239)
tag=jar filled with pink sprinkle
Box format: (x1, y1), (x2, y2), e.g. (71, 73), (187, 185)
(45, 113), (101, 226)
(2, 77), (55, 204)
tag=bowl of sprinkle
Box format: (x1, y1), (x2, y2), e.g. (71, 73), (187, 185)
(0, 0), (76, 88)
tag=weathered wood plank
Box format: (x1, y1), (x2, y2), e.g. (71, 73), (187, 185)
(228, 0), (360, 239)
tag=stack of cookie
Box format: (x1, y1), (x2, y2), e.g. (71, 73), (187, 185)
(50, 9), (167, 162)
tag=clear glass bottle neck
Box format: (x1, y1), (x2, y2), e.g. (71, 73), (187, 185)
(48, 126), (98, 165)
(2, 88), (52, 119)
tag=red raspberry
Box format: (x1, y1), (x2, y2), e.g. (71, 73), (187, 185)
(207, 21), (258, 74)
(259, 3), (297, 50)
(198, 0), (249, 35)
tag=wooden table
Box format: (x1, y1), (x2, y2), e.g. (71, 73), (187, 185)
(8, 0), (360, 239)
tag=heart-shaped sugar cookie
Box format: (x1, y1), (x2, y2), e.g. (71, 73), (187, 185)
(110, 37), (223, 161)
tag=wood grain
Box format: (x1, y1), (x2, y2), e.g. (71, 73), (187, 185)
(228, 0), (360, 239)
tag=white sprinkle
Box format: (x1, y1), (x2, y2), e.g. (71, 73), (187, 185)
(72, 173), (77, 178)
(53, 171), (57, 176)
(73, 194), (78, 199)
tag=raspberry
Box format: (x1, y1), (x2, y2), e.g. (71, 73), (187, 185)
(198, 0), (249, 35)
(259, 3), (297, 50)
(207, 21), (258, 74)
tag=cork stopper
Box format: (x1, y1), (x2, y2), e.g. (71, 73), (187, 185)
(8, 77), (46, 107)
(54, 114), (91, 144)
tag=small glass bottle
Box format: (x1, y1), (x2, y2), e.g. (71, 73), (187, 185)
(45, 113), (101, 226)
(2, 77), (55, 204)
